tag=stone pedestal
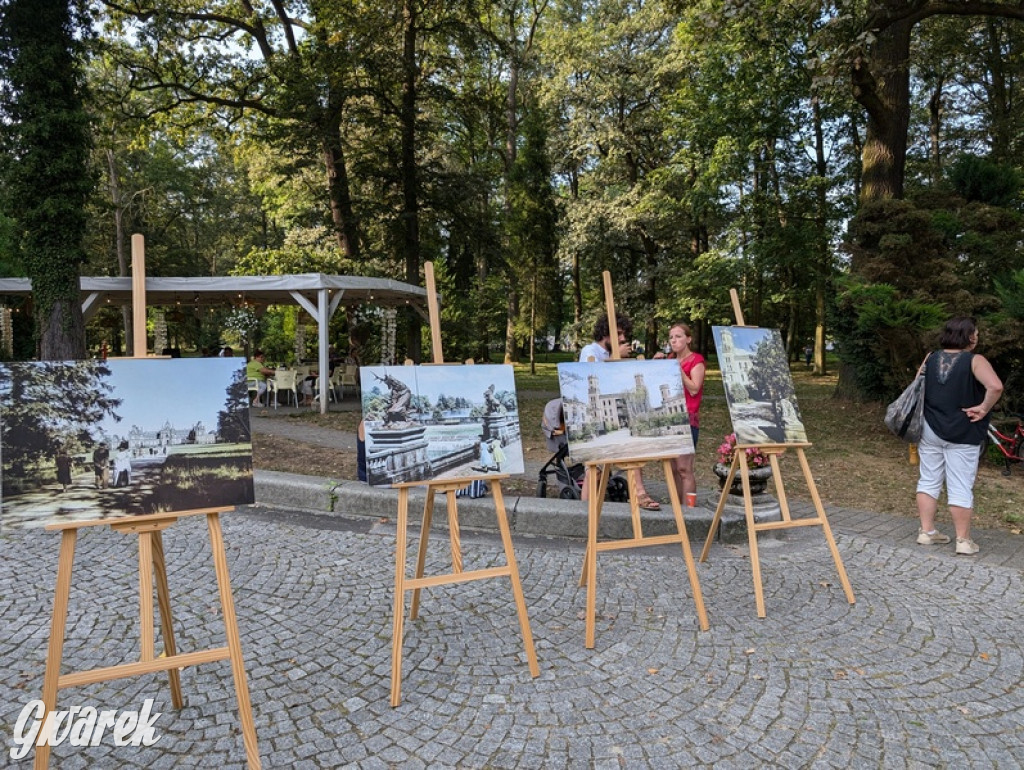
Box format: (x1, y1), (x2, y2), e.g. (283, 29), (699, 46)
(710, 463), (782, 533)
(366, 425), (431, 486)
(484, 413), (519, 445)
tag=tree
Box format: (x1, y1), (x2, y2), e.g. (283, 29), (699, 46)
(0, 0), (93, 359)
(217, 369), (251, 444)
(0, 361), (121, 485)
(845, 1), (1024, 206)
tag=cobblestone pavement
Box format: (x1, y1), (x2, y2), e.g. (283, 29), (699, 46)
(2, 501), (1023, 768)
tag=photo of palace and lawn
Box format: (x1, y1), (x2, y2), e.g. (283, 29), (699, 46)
(0, 358), (254, 530)
(556, 359), (695, 463)
(360, 364), (524, 487)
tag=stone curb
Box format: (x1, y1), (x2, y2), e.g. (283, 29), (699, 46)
(253, 470), (768, 544)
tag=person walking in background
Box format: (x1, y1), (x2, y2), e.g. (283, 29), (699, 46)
(93, 442), (110, 489)
(55, 448), (73, 492)
(113, 441), (133, 488)
(915, 317), (1002, 555)
(654, 322), (705, 501)
(579, 313), (660, 510)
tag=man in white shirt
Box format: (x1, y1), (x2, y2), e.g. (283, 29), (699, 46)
(579, 313), (632, 362)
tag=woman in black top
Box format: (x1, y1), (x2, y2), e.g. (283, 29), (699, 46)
(915, 318), (1002, 555)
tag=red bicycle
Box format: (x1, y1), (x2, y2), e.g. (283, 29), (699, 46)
(987, 413), (1024, 476)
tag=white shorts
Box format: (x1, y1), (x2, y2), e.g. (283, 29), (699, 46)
(916, 420), (983, 509)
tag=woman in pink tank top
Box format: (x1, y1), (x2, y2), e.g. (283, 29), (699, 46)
(656, 322), (705, 499)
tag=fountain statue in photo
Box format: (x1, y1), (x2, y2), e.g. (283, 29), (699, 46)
(366, 372), (431, 485)
(482, 383), (518, 446)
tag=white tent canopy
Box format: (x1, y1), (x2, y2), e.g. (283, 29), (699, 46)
(0, 273), (433, 412)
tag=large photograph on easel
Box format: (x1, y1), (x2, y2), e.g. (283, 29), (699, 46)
(360, 364), (524, 487)
(712, 326), (807, 444)
(0, 359), (254, 530)
(556, 359), (695, 463)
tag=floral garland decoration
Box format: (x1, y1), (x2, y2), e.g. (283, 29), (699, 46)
(380, 308), (397, 365)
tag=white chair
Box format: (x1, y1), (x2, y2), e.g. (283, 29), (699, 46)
(340, 364), (358, 396)
(247, 378), (261, 406)
(312, 375), (336, 405)
(272, 369), (299, 408)
(329, 368), (346, 400)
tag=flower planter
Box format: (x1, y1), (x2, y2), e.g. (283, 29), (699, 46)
(713, 462), (773, 497)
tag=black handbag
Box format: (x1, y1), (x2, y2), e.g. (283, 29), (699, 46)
(884, 360), (927, 443)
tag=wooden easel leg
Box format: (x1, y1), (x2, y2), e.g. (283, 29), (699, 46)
(34, 528), (77, 770)
(662, 460), (709, 631)
(737, 455), (767, 618)
(579, 464), (608, 588)
(152, 531), (184, 708)
(490, 482), (539, 677)
(138, 531), (156, 663)
(206, 513), (261, 769)
(584, 467), (601, 649)
(797, 449), (855, 605)
(445, 486), (463, 574)
(390, 487), (410, 707)
(700, 458), (738, 562)
(409, 487), (436, 621)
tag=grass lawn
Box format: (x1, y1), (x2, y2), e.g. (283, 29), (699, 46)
(252, 354), (1023, 536)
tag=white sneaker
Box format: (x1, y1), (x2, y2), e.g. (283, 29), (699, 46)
(917, 529), (951, 545)
(955, 538), (979, 555)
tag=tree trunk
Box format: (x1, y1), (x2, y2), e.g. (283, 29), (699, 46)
(852, 18), (913, 207)
(984, 20), (1012, 161)
(640, 233), (658, 355)
(811, 94), (828, 375)
(401, 0), (421, 362)
(570, 168), (582, 329)
(504, 286), (519, 363)
(39, 299), (86, 360)
(321, 136), (360, 260)
(928, 77), (944, 185)
(106, 149), (135, 355)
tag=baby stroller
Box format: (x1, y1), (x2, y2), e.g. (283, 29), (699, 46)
(536, 399), (629, 502)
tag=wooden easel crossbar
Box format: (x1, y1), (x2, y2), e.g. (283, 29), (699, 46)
(390, 476), (539, 706)
(579, 458), (710, 649)
(698, 442), (855, 618)
(30, 235), (259, 768)
(387, 261), (538, 706)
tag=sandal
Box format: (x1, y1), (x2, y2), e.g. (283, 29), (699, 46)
(636, 493), (661, 511)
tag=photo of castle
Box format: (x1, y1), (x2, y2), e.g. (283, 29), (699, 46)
(556, 360), (694, 463)
(713, 326), (807, 445)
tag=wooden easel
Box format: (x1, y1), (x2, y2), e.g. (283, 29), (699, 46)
(32, 235), (260, 768)
(698, 289), (855, 618)
(388, 261), (538, 706)
(578, 272), (709, 649)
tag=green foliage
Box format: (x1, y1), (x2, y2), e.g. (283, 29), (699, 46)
(216, 369), (251, 443)
(1, 0), (93, 356)
(832, 278), (946, 400)
(995, 269), (1024, 322)
(947, 155), (1022, 207)
(748, 331), (797, 402)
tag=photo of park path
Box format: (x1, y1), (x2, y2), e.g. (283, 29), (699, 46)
(1, 358), (254, 530)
